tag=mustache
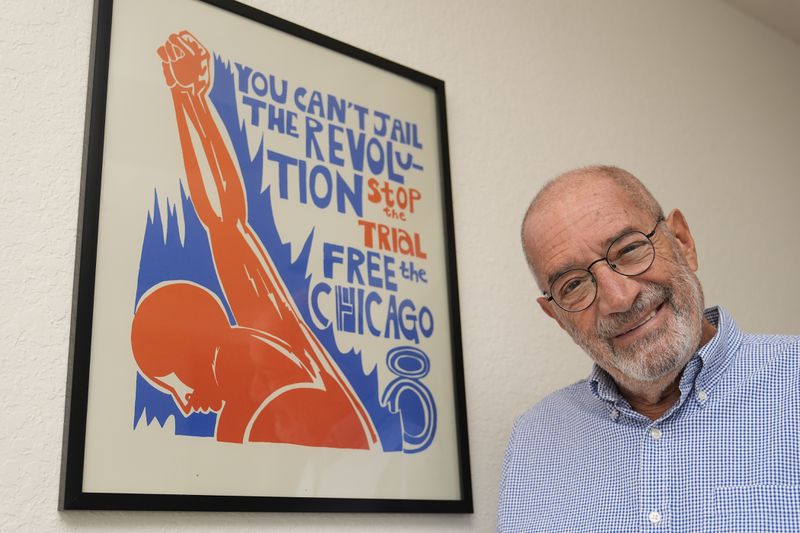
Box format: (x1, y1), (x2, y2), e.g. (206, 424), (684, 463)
(596, 284), (671, 338)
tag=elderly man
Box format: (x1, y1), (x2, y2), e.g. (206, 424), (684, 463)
(498, 166), (800, 532)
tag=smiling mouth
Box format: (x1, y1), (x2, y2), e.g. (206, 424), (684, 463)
(614, 302), (665, 338)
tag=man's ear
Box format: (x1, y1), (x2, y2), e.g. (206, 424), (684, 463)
(664, 208), (699, 271)
(537, 296), (566, 331)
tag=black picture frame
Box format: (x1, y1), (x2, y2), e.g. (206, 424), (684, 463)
(60, 0), (471, 513)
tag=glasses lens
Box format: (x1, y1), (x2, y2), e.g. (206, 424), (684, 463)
(552, 269), (595, 311)
(607, 231), (655, 275)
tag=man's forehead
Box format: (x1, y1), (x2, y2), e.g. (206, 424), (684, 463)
(528, 174), (644, 234)
(524, 176), (651, 284)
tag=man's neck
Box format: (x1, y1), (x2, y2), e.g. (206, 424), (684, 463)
(617, 373), (683, 420)
(614, 318), (718, 421)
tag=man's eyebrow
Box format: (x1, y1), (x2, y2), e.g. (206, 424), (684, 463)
(546, 263), (579, 290)
(601, 225), (639, 249)
(543, 225), (640, 291)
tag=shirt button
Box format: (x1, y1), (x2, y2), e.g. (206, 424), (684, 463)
(649, 510), (662, 524)
(697, 389), (708, 402)
(649, 427), (663, 440)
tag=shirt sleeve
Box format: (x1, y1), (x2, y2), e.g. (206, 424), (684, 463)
(497, 416), (522, 532)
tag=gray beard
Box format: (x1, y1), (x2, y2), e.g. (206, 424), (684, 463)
(566, 266), (705, 383)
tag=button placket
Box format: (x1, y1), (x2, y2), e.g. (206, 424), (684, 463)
(642, 423), (669, 529)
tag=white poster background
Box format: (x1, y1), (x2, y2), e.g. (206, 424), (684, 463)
(82, 0), (462, 500)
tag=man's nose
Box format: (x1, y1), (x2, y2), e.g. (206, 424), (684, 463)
(592, 262), (640, 315)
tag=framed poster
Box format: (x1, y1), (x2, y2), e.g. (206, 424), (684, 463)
(60, 0), (471, 513)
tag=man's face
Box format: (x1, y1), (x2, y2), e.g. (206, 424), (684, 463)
(524, 177), (706, 385)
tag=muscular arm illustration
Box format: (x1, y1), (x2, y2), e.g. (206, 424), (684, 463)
(159, 33), (245, 226)
(158, 32), (297, 332)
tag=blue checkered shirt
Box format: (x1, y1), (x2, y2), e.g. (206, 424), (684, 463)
(498, 307), (800, 532)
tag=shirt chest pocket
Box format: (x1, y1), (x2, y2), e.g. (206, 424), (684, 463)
(708, 485), (800, 532)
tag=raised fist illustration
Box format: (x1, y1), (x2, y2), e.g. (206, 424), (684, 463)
(157, 31), (210, 96)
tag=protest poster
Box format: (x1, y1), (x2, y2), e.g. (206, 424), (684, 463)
(60, 0), (471, 513)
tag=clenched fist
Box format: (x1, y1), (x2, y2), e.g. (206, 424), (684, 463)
(157, 31), (210, 96)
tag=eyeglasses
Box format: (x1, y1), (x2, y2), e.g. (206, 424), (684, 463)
(543, 217), (664, 312)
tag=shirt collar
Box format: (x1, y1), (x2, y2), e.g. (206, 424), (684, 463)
(588, 362), (621, 403)
(686, 306), (743, 397)
(588, 306), (743, 405)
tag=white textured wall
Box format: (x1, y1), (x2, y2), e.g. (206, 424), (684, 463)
(2, 0), (799, 531)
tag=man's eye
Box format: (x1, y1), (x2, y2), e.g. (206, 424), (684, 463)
(560, 278), (585, 296)
(614, 240), (648, 260)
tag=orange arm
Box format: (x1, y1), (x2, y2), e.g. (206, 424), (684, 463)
(158, 32), (303, 326)
(159, 31), (246, 228)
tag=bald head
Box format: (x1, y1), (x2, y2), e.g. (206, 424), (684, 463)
(521, 166), (665, 287)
